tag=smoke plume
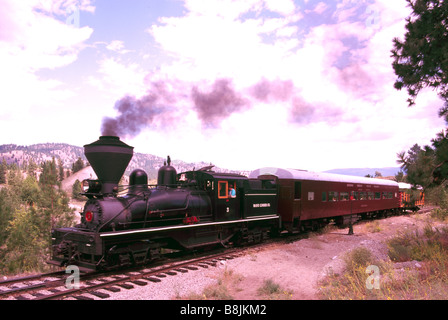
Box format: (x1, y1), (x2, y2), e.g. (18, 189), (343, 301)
(191, 78), (250, 127)
(101, 81), (178, 137)
(250, 78), (294, 102)
(100, 76), (344, 138)
(101, 95), (160, 137)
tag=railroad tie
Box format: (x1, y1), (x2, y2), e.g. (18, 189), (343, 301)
(184, 266), (198, 270)
(131, 280), (148, 286)
(48, 288), (62, 293)
(197, 263), (209, 268)
(74, 295), (94, 300)
(154, 273), (167, 278)
(103, 286), (121, 292)
(117, 283), (134, 289)
(31, 292), (46, 298)
(88, 290), (110, 299)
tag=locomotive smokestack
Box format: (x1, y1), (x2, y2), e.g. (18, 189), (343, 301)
(84, 136), (134, 194)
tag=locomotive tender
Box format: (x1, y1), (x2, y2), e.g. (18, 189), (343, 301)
(49, 136), (423, 271)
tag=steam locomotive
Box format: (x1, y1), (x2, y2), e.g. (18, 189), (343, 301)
(49, 136), (424, 272)
(49, 136), (279, 271)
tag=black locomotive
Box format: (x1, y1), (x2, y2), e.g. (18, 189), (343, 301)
(49, 136), (279, 271)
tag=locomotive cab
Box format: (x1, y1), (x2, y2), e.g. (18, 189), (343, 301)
(178, 169), (278, 223)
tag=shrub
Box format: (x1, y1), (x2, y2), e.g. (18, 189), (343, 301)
(345, 247), (374, 272)
(320, 226), (448, 300)
(431, 208), (448, 221)
(257, 279), (293, 300)
(366, 221), (382, 233)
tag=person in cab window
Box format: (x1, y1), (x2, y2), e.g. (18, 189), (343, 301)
(229, 187), (236, 198)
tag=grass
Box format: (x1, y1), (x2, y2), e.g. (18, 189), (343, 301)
(319, 222), (448, 300)
(365, 221), (382, 233)
(257, 279), (293, 300)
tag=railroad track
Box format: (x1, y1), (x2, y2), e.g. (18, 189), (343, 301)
(0, 269), (97, 300)
(0, 249), (244, 300)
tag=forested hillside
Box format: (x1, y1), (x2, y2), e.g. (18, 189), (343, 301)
(0, 142), (247, 181)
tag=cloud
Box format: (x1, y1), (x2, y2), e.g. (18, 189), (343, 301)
(147, 0), (303, 85)
(313, 2), (329, 14)
(141, 0), (420, 134)
(0, 1), (93, 116)
(263, 0), (296, 16)
(87, 58), (147, 96)
(36, 0), (95, 15)
(0, 2), (93, 70)
(0, 0), (95, 147)
(105, 40), (133, 54)
(182, 0), (262, 19)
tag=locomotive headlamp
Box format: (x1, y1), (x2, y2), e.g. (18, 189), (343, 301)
(82, 179), (102, 194)
(85, 211), (93, 222)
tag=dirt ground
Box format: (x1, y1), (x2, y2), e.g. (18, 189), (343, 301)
(97, 206), (441, 300)
(207, 206), (440, 300)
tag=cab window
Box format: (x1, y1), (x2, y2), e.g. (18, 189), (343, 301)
(218, 181), (228, 199)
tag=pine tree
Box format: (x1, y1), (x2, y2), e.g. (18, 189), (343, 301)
(2, 207), (46, 273)
(72, 179), (84, 200)
(0, 159), (6, 184)
(58, 158), (64, 182)
(0, 159), (75, 274)
(397, 143), (440, 189)
(71, 157), (84, 173)
(392, 0), (448, 107)
(38, 158), (74, 238)
(27, 158), (38, 179)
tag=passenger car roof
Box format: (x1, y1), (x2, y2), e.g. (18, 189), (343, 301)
(249, 167), (398, 187)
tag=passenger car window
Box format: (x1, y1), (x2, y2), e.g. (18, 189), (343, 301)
(329, 191), (338, 201)
(294, 182), (301, 200)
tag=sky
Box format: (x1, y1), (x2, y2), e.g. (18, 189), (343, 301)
(0, 0), (446, 172)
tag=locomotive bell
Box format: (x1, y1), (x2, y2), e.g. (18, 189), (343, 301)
(84, 136), (134, 194)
